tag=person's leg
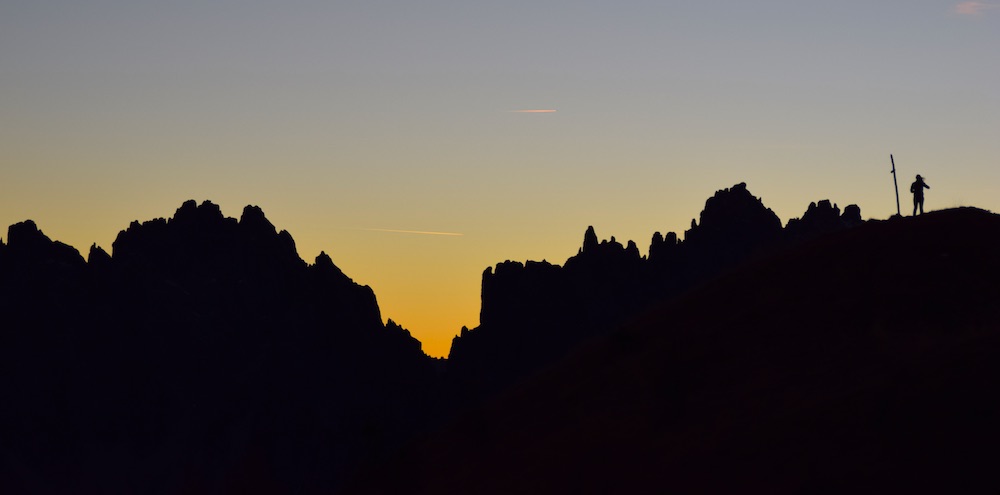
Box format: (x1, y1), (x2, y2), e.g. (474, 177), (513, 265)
(919, 198), (924, 215)
(913, 197), (919, 216)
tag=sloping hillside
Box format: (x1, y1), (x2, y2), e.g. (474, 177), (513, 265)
(354, 207), (1000, 494)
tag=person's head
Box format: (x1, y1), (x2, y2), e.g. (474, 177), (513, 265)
(916, 174), (923, 180)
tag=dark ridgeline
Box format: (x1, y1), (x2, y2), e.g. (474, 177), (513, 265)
(447, 183), (864, 406)
(354, 207), (1000, 494)
(0, 200), (438, 494)
(5, 183), (993, 494)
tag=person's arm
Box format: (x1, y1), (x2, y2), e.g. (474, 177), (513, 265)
(925, 183), (931, 189)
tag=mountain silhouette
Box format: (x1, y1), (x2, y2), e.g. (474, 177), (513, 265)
(3, 185), (993, 494)
(350, 206), (1000, 494)
(0, 200), (437, 494)
(446, 183), (864, 407)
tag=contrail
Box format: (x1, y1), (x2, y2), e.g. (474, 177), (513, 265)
(956, 1), (998, 15)
(362, 228), (464, 237)
(510, 109), (557, 113)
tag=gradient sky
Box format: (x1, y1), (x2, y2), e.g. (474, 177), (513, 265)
(3, 1), (998, 356)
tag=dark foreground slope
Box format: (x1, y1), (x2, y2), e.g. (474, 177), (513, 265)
(353, 207), (1000, 494)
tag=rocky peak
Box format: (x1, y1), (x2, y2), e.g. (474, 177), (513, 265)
(313, 251), (347, 279)
(569, 227), (642, 265)
(693, 183), (780, 232)
(684, 183), (782, 250)
(5, 220), (85, 267)
(625, 240), (640, 259)
(842, 204), (863, 226)
(7, 220), (47, 251)
(786, 200), (865, 240)
(112, 200), (306, 278)
(648, 231), (679, 263)
(239, 205), (277, 236)
(171, 199), (226, 227)
(804, 200), (841, 224)
(88, 244), (112, 267)
(582, 226), (599, 253)
(315, 251), (335, 269)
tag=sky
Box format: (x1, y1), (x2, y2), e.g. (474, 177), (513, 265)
(2, 1), (998, 357)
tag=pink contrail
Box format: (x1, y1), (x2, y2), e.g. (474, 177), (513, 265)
(955, 2), (998, 15)
(362, 228), (463, 237)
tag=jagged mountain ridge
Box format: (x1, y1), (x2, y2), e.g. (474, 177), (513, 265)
(0, 200), (436, 494)
(351, 206), (1000, 494)
(0, 185), (870, 493)
(447, 183), (864, 405)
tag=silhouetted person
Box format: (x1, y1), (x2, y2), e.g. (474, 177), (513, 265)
(910, 174), (929, 216)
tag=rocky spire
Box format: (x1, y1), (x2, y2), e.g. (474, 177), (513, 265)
(582, 226), (599, 253)
(785, 200), (865, 240)
(239, 204), (277, 236)
(88, 243), (111, 267)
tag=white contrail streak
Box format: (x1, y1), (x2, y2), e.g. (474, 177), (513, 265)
(362, 228), (464, 237)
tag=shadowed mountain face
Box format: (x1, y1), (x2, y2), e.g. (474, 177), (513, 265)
(3, 185), (959, 494)
(0, 201), (436, 494)
(352, 207), (1000, 494)
(447, 183), (862, 406)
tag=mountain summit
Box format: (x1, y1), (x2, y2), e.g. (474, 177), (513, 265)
(4, 187), (994, 494)
(353, 206), (1000, 494)
(0, 200), (436, 494)
(447, 183), (865, 406)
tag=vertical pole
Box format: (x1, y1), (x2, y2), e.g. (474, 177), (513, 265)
(890, 154), (901, 217)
